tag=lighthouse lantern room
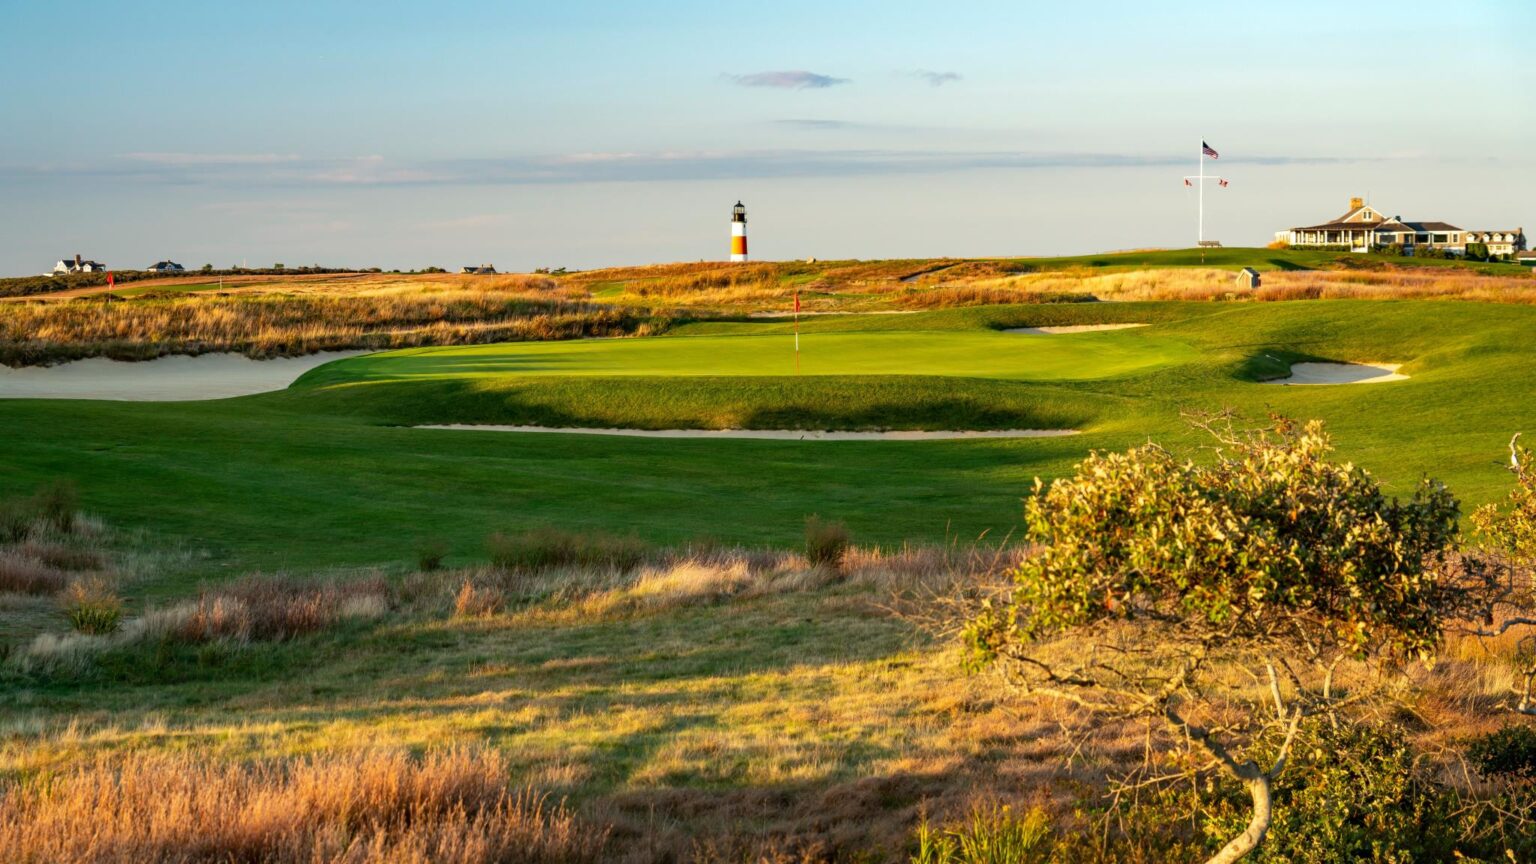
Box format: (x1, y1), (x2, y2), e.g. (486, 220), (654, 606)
(730, 201), (748, 262)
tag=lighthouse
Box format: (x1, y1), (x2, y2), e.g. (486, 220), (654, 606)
(730, 201), (748, 262)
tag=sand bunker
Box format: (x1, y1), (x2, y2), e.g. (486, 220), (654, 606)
(417, 424), (1078, 441)
(1003, 323), (1148, 335)
(1263, 362), (1408, 386)
(0, 351), (368, 401)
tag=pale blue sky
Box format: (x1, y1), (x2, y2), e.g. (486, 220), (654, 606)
(1, 1), (1530, 274)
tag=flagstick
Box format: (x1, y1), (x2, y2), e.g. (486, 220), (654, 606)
(794, 289), (800, 373)
(1198, 137), (1205, 264)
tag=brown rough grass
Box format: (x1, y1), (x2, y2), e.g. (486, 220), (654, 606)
(0, 747), (608, 863)
(0, 277), (644, 366)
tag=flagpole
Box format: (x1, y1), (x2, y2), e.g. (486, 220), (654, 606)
(1198, 137), (1204, 247)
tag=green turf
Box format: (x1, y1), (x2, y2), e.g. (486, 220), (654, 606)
(302, 327), (1197, 385)
(0, 299), (1531, 580)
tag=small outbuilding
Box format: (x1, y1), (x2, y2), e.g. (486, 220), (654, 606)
(146, 260), (185, 272)
(460, 264), (497, 275)
(1236, 267), (1261, 289)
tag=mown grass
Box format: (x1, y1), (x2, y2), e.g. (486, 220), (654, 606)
(1, 300), (1534, 575)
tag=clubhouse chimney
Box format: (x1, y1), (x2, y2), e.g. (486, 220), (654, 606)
(730, 201), (747, 263)
(75, 253), (82, 267)
(1349, 197), (1364, 211)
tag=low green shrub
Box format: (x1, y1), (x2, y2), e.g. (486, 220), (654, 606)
(61, 578), (123, 635)
(416, 538), (448, 572)
(804, 515), (850, 572)
(1467, 725), (1536, 780)
(33, 480), (78, 534)
(486, 526), (648, 573)
(1201, 722), (1466, 863)
(0, 499), (31, 543)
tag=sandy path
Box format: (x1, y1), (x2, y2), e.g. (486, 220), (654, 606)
(417, 424), (1078, 441)
(0, 351), (368, 401)
(1003, 324), (1148, 335)
(1262, 362), (1407, 386)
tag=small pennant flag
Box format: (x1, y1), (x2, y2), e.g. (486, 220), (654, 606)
(106, 272), (114, 287)
(1218, 178), (1229, 188)
(794, 290), (801, 314)
(1184, 178), (1192, 187)
(1202, 141), (1220, 159)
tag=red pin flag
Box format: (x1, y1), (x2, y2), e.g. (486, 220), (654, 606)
(107, 271), (114, 288)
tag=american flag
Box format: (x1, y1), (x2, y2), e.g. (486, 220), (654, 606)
(1202, 141), (1220, 159)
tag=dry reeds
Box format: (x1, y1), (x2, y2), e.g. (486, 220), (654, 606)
(0, 553), (70, 595)
(0, 747), (608, 864)
(0, 286), (643, 367)
(170, 573), (389, 642)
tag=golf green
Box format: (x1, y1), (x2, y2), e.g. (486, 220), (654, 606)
(300, 327), (1196, 387)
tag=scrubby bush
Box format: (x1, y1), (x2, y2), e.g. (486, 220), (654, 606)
(0, 499), (30, 543)
(487, 526), (648, 573)
(804, 515), (851, 572)
(174, 574), (388, 642)
(965, 417), (1462, 863)
(33, 480), (78, 534)
(1202, 722), (1463, 863)
(416, 537), (448, 572)
(60, 577), (123, 635)
(1467, 725), (1536, 779)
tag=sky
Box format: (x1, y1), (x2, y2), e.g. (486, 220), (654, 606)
(1, 0), (1531, 274)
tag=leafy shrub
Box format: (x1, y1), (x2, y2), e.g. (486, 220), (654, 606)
(487, 526), (648, 573)
(964, 418), (1462, 862)
(33, 480), (78, 534)
(61, 578), (123, 635)
(1467, 725), (1536, 779)
(911, 805), (1054, 863)
(804, 515), (851, 572)
(1202, 722), (1465, 863)
(453, 579), (504, 618)
(416, 538), (448, 572)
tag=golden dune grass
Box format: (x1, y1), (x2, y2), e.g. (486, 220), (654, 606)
(0, 747), (607, 864)
(0, 282), (639, 366)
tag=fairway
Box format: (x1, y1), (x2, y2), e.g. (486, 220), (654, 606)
(302, 326), (1195, 386)
(2, 299), (1534, 575)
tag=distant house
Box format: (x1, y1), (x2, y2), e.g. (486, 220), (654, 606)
(1464, 230), (1526, 258)
(51, 254), (106, 275)
(146, 260), (185, 273)
(460, 264), (497, 275)
(1519, 251), (1536, 267)
(1277, 197), (1526, 257)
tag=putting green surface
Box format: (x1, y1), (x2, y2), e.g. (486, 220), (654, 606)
(302, 327), (1196, 386)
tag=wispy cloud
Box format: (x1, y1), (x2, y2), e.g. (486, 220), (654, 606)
(910, 69), (962, 87)
(122, 152), (302, 166)
(3, 149), (1372, 188)
(727, 70), (849, 90)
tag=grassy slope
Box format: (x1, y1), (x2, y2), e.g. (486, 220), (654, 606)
(0, 299), (1531, 578)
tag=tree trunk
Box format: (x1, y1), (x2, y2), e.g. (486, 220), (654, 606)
(1205, 771), (1273, 864)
